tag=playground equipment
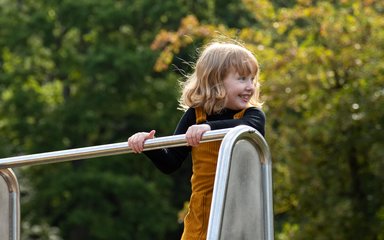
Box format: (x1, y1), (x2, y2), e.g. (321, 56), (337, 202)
(0, 125), (273, 240)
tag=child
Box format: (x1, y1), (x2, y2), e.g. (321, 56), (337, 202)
(128, 41), (265, 240)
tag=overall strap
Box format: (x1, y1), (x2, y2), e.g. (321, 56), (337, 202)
(195, 107), (207, 124)
(195, 107), (250, 122)
(233, 107), (249, 119)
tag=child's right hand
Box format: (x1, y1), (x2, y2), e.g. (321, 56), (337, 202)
(127, 130), (156, 153)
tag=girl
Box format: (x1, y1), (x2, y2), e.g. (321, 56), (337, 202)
(128, 41), (265, 240)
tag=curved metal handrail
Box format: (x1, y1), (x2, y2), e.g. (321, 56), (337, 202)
(207, 125), (274, 240)
(0, 168), (20, 240)
(0, 128), (230, 169)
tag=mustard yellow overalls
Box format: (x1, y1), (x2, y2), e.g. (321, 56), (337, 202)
(181, 107), (248, 240)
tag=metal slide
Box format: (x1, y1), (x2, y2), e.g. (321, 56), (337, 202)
(208, 125), (274, 240)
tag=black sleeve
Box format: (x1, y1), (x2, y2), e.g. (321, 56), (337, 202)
(143, 107), (266, 174)
(143, 108), (195, 174)
(207, 107), (266, 136)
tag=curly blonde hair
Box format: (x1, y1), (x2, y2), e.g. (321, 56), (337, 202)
(179, 41), (261, 115)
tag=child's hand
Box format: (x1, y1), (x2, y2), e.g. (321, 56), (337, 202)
(185, 124), (211, 147)
(128, 130), (156, 153)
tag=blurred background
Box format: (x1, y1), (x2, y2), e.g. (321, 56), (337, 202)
(0, 0), (383, 239)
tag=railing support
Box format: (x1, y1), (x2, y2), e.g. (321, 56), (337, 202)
(0, 168), (20, 240)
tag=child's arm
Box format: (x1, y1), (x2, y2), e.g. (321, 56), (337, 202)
(131, 108), (196, 174)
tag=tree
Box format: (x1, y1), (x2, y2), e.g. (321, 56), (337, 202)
(2, 0), (383, 239)
(0, 0), (186, 239)
(150, 0), (384, 239)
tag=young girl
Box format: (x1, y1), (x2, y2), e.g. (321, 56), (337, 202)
(128, 41), (265, 240)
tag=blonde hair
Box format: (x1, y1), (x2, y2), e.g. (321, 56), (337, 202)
(179, 41), (262, 115)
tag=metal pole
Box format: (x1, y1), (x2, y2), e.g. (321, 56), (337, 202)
(0, 128), (230, 169)
(0, 168), (20, 240)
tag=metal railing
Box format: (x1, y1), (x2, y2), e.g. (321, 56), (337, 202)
(0, 168), (20, 240)
(208, 125), (274, 240)
(0, 126), (273, 240)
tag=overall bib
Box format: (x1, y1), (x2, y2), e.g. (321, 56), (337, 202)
(181, 107), (247, 240)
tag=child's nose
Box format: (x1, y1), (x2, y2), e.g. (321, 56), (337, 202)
(246, 80), (255, 90)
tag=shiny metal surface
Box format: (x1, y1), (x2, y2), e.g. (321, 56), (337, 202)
(207, 125), (274, 240)
(0, 128), (230, 169)
(0, 168), (20, 240)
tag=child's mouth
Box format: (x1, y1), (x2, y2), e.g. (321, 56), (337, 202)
(240, 94), (250, 102)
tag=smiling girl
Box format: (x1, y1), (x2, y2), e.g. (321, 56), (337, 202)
(128, 41), (265, 240)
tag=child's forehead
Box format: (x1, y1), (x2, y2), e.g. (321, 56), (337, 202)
(227, 68), (255, 77)
(230, 60), (258, 76)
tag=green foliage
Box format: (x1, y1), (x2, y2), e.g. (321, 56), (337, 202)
(150, 0), (384, 239)
(1, 0), (384, 239)
(250, 1), (384, 239)
(22, 162), (176, 239)
(0, 0), (188, 239)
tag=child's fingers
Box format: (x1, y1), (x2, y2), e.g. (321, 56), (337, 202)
(186, 128), (198, 146)
(128, 136), (140, 153)
(128, 133), (143, 153)
(186, 125), (210, 146)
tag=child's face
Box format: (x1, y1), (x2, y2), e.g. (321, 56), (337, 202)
(223, 70), (255, 110)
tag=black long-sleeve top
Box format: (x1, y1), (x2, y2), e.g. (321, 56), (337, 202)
(144, 107), (265, 174)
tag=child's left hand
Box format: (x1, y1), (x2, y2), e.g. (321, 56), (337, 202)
(185, 124), (211, 146)
(128, 130), (156, 153)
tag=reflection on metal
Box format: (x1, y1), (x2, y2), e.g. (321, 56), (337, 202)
(0, 168), (20, 240)
(0, 128), (230, 169)
(0, 126), (273, 240)
(207, 125), (274, 240)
